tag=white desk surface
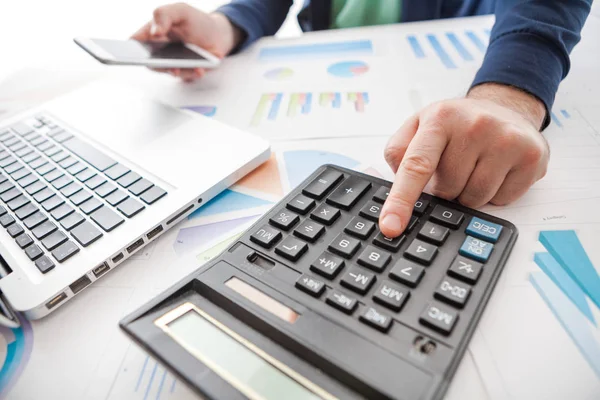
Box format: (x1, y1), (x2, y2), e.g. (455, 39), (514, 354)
(0, 12), (599, 400)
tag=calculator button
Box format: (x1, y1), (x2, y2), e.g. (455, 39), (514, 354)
(358, 201), (381, 222)
(434, 277), (472, 308)
(372, 232), (405, 252)
(373, 281), (410, 312)
(344, 216), (375, 239)
(459, 236), (494, 262)
(328, 233), (361, 259)
(359, 307), (393, 332)
(269, 209), (300, 231)
(404, 239), (438, 265)
(413, 198), (429, 216)
(310, 251), (345, 279)
(419, 302), (459, 335)
(250, 225), (282, 248)
(417, 222), (449, 245)
(326, 290), (358, 314)
(466, 216), (503, 243)
(372, 186), (390, 204)
(406, 215), (419, 232)
(275, 236), (308, 261)
(295, 274), (326, 297)
(389, 259), (425, 288)
(310, 204), (340, 225)
(430, 205), (464, 229)
(293, 219), (324, 242)
(448, 256), (483, 284)
(302, 170), (343, 199)
(326, 176), (371, 210)
(340, 266), (375, 294)
(357, 245), (391, 272)
(286, 194), (315, 214)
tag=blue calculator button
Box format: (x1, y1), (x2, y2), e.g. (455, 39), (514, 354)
(465, 217), (502, 243)
(459, 236), (494, 262)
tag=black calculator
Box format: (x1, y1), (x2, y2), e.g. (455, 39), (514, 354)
(120, 165), (517, 400)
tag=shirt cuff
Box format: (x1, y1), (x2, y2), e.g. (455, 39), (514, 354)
(471, 31), (568, 130)
(216, 5), (257, 53)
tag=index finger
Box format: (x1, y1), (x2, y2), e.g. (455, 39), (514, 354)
(131, 21), (153, 41)
(379, 119), (448, 237)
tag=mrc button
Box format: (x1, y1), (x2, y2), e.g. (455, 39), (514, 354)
(466, 216), (503, 243)
(419, 302), (459, 335)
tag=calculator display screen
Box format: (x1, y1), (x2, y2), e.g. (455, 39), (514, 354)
(164, 307), (326, 400)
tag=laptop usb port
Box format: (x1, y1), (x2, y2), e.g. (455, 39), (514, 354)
(46, 292), (67, 310)
(127, 238), (144, 254)
(93, 263), (110, 278)
(146, 225), (163, 240)
(70, 275), (92, 294)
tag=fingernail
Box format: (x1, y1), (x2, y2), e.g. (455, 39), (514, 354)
(150, 22), (158, 36)
(381, 213), (403, 236)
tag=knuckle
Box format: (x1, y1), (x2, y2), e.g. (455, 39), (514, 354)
(429, 181), (460, 201)
(400, 152), (435, 179)
(522, 144), (544, 166)
(490, 196), (510, 206)
(459, 192), (485, 208)
(383, 144), (406, 167)
(428, 101), (455, 121)
(468, 113), (496, 137)
(494, 129), (521, 151)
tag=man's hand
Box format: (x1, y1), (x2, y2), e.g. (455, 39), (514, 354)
(132, 3), (243, 81)
(379, 83), (549, 238)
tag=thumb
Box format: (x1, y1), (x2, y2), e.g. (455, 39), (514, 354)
(151, 3), (190, 37)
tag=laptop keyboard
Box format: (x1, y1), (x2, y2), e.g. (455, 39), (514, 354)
(0, 114), (167, 274)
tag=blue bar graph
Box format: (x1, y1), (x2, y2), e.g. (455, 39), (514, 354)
(259, 40), (372, 60)
(466, 30), (486, 52)
(427, 34), (457, 69)
(302, 93), (312, 114)
(551, 111), (563, 128)
(407, 35), (426, 58)
(333, 93), (341, 108)
(268, 93), (283, 120)
(561, 109), (571, 118)
(446, 33), (473, 61)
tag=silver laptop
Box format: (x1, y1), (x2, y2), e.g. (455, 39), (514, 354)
(0, 81), (270, 328)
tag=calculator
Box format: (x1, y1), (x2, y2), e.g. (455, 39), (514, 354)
(120, 165), (518, 400)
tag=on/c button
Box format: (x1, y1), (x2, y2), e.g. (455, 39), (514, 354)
(465, 216), (503, 243)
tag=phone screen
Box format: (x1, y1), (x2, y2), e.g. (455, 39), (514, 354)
(90, 39), (208, 61)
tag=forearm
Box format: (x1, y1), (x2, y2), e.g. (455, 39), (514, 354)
(471, 0), (592, 129)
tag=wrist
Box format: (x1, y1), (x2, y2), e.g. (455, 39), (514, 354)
(210, 12), (245, 56)
(468, 83), (547, 130)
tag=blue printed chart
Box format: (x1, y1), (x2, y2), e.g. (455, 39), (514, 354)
(173, 149), (364, 256)
(530, 230), (600, 378)
(550, 108), (572, 128)
(259, 39), (373, 61)
(407, 29), (489, 70)
(327, 61), (369, 78)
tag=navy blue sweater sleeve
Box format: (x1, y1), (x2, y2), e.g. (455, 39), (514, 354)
(471, 0), (592, 129)
(216, 0), (293, 51)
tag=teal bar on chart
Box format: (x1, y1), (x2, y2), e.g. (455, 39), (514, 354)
(539, 230), (600, 309)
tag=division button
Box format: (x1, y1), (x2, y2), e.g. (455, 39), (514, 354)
(419, 302), (459, 335)
(293, 219), (324, 242)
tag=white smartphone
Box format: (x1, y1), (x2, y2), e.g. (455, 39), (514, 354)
(74, 37), (221, 68)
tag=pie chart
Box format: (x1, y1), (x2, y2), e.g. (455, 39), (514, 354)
(327, 61), (369, 78)
(264, 67), (294, 80)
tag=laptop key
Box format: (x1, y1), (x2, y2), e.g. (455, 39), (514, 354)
(139, 186), (167, 205)
(15, 233), (33, 249)
(0, 214), (15, 227)
(117, 171), (141, 188)
(33, 188), (55, 203)
(25, 244), (44, 260)
(51, 204), (75, 221)
(85, 175), (106, 190)
(128, 178), (153, 195)
(41, 231), (68, 251)
(117, 198), (145, 218)
(7, 223), (24, 238)
(60, 182), (82, 198)
(70, 190), (92, 206)
(91, 206), (124, 232)
(0, 181), (14, 194)
(18, 175), (38, 188)
(50, 151), (69, 163)
(0, 205), (6, 216)
(24, 212), (48, 229)
(44, 169), (64, 183)
(1, 188), (21, 202)
(52, 131), (73, 143)
(58, 156), (77, 169)
(75, 168), (96, 182)
(79, 197), (103, 215)
(104, 163), (130, 180)
(35, 255), (55, 273)
(71, 221), (103, 247)
(30, 136), (47, 147)
(43, 146), (62, 157)
(61, 136), (117, 171)
(5, 162), (24, 174)
(21, 152), (40, 164)
(29, 157), (48, 169)
(106, 190), (129, 206)
(52, 240), (80, 263)
(95, 182), (117, 198)
(15, 203), (38, 220)
(0, 156), (16, 168)
(32, 221), (58, 239)
(42, 196), (64, 212)
(11, 122), (34, 136)
(66, 162), (86, 175)
(60, 213), (85, 230)
(7, 195), (30, 211)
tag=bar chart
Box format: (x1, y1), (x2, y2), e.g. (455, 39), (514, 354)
(407, 29), (489, 69)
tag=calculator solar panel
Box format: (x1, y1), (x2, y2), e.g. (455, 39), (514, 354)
(121, 165), (518, 400)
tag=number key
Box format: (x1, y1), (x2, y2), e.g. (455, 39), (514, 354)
(344, 216), (375, 239)
(413, 198), (429, 216)
(372, 186), (390, 204)
(430, 205), (464, 229)
(434, 277), (472, 308)
(389, 259), (425, 288)
(359, 201), (381, 222)
(357, 245), (391, 272)
(417, 222), (449, 245)
(328, 233), (361, 259)
(404, 239), (438, 265)
(269, 209), (299, 231)
(372, 232), (405, 252)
